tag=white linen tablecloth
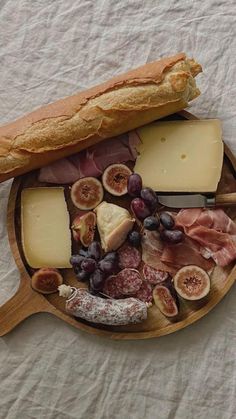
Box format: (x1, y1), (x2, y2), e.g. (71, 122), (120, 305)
(0, 1), (236, 418)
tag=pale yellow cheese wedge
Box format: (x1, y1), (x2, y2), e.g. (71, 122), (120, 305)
(21, 188), (71, 268)
(135, 119), (223, 192)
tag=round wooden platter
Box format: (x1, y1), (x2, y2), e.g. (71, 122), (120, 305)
(1, 110), (236, 340)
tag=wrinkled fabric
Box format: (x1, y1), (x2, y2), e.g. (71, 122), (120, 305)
(0, 1), (236, 418)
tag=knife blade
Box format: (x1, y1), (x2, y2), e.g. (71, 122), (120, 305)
(158, 194), (218, 208)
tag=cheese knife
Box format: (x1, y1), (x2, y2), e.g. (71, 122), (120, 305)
(158, 193), (236, 208)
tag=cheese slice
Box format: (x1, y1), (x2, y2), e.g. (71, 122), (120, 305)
(134, 119), (223, 192)
(94, 201), (135, 252)
(21, 188), (71, 268)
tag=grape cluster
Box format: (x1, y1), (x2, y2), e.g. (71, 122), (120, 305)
(127, 173), (183, 244)
(128, 174), (158, 219)
(70, 241), (118, 294)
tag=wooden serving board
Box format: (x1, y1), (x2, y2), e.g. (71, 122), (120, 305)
(1, 110), (236, 340)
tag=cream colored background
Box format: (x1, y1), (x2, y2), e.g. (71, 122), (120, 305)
(0, 1), (236, 418)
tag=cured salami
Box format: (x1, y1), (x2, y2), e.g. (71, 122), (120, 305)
(143, 264), (169, 285)
(118, 244), (141, 269)
(64, 287), (147, 325)
(133, 281), (153, 304)
(116, 268), (142, 295)
(103, 275), (123, 299)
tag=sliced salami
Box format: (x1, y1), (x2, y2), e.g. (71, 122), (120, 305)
(118, 244), (141, 269)
(116, 268), (142, 295)
(133, 281), (153, 304)
(103, 275), (123, 299)
(143, 264), (169, 285)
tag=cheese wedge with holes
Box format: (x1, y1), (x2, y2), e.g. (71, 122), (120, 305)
(21, 188), (71, 268)
(134, 119), (223, 192)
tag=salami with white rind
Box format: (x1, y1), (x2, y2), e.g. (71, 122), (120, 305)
(65, 288), (147, 325)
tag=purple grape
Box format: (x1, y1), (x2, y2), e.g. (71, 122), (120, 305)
(81, 258), (97, 273)
(103, 252), (118, 263)
(143, 215), (160, 231)
(79, 248), (89, 257)
(140, 188), (158, 211)
(88, 282), (98, 295)
(131, 198), (151, 220)
(127, 173), (142, 197)
(160, 229), (183, 244)
(73, 265), (81, 275)
(128, 231), (141, 247)
(88, 241), (102, 261)
(70, 254), (84, 266)
(160, 212), (175, 230)
(76, 269), (90, 282)
(98, 259), (117, 276)
(89, 269), (105, 292)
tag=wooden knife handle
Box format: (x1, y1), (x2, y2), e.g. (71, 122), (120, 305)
(215, 193), (236, 206)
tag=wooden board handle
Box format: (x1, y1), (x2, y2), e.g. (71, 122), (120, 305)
(0, 281), (53, 337)
(215, 193), (236, 206)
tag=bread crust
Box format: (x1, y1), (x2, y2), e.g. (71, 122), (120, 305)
(0, 53), (202, 182)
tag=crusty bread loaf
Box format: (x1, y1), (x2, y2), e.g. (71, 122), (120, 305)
(0, 53), (202, 183)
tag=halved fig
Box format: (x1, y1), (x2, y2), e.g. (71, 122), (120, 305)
(71, 212), (96, 247)
(71, 177), (103, 210)
(31, 268), (63, 294)
(173, 265), (210, 301)
(153, 282), (179, 317)
(102, 164), (132, 196)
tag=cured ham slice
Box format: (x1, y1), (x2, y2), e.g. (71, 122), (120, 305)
(142, 228), (215, 274)
(71, 150), (102, 178)
(161, 237), (214, 271)
(128, 130), (141, 159)
(217, 163), (236, 194)
(176, 209), (236, 267)
(38, 158), (79, 184)
(89, 134), (135, 172)
(176, 208), (236, 234)
(39, 131), (140, 184)
(141, 230), (178, 274)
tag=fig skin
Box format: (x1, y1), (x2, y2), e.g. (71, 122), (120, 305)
(173, 265), (210, 301)
(102, 164), (132, 196)
(71, 177), (104, 210)
(71, 212), (96, 247)
(153, 280), (179, 317)
(31, 268), (63, 294)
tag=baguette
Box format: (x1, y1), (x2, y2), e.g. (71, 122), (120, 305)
(0, 53), (202, 183)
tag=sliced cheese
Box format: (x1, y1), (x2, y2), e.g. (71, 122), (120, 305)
(21, 188), (71, 268)
(134, 119), (223, 192)
(94, 201), (135, 252)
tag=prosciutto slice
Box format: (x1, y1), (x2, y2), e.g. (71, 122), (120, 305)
(217, 163), (236, 194)
(176, 209), (236, 267)
(142, 230), (214, 274)
(38, 158), (79, 184)
(141, 231), (179, 274)
(161, 236), (214, 271)
(39, 131), (140, 184)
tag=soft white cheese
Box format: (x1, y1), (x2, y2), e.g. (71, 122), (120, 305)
(94, 201), (134, 251)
